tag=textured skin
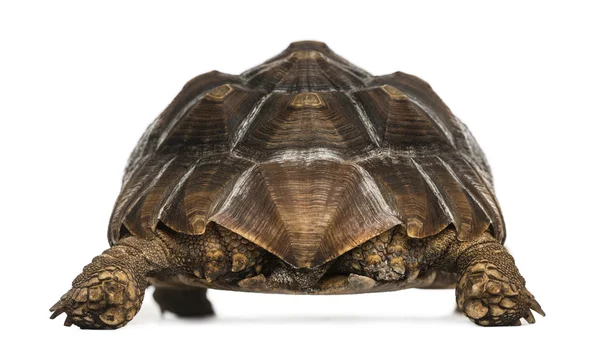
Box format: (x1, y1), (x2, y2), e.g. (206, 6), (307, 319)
(51, 41), (543, 328)
(50, 238), (169, 328)
(440, 234), (545, 325)
(51, 225), (544, 327)
(51, 226), (543, 328)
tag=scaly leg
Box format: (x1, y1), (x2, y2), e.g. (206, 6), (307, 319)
(50, 236), (171, 329)
(441, 232), (545, 326)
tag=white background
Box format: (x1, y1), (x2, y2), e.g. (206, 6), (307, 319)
(1, 0), (598, 347)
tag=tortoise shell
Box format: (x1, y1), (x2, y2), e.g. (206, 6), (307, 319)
(108, 41), (504, 269)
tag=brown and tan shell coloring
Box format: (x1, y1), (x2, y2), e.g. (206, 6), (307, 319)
(108, 41), (504, 269)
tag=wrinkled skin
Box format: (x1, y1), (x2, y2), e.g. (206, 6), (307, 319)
(51, 225), (543, 328)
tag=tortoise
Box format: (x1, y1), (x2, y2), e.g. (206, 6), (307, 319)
(50, 41), (544, 328)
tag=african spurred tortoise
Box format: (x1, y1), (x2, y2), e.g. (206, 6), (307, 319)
(50, 41), (544, 328)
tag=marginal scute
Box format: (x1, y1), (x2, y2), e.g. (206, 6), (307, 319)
(414, 156), (492, 240)
(159, 155), (254, 235)
(123, 156), (188, 238)
(112, 156), (178, 241)
(438, 155), (504, 242)
(358, 156), (452, 239)
(109, 41), (505, 264)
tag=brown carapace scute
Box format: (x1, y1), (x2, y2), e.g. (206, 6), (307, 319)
(50, 41), (544, 329)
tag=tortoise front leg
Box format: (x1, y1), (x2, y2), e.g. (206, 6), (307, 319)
(50, 236), (171, 329)
(440, 232), (545, 326)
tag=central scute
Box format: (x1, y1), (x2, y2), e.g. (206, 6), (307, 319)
(210, 157), (400, 268)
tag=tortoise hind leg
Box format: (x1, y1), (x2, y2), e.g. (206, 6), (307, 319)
(153, 287), (214, 317)
(50, 236), (171, 329)
(439, 232), (545, 326)
(417, 271), (456, 289)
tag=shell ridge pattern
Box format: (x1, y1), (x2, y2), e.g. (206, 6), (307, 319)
(353, 163), (400, 221)
(213, 163), (296, 259)
(311, 162), (402, 265)
(186, 156), (257, 235)
(311, 56), (370, 91)
(410, 158), (455, 224)
(110, 41), (504, 266)
(240, 62), (276, 80)
(407, 95), (456, 148)
(242, 57), (296, 93)
(114, 156), (177, 242)
(441, 154), (504, 242)
(128, 157), (178, 210)
(272, 58), (300, 91)
(313, 61), (342, 92)
(230, 92), (273, 149)
(156, 91), (213, 149)
(240, 56), (292, 82)
(262, 148), (345, 165)
(124, 119), (158, 182)
(212, 164), (259, 219)
(435, 155), (492, 230)
(461, 156), (505, 241)
(319, 57), (371, 86)
(156, 158), (202, 227)
(254, 164), (310, 264)
(343, 91), (382, 147)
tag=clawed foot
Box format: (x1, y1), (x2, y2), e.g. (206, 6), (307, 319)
(457, 261), (545, 326)
(50, 266), (143, 329)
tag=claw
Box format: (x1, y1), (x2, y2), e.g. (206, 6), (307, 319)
(530, 298), (546, 316)
(63, 317), (73, 327)
(524, 310), (536, 324)
(347, 274), (376, 290)
(511, 319), (522, 326)
(50, 308), (64, 319)
(49, 300), (61, 313)
(238, 274), (267, 290)
(50, 300), (66, 319)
